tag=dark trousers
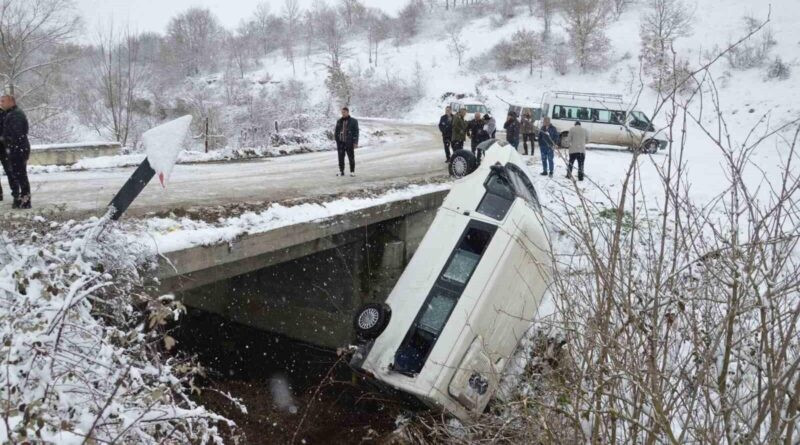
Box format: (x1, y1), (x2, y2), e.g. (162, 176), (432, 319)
(452, 139), (464, 151)
(522, 133), (535, 155)
(8, 148), (30, 200)
(470, 140), (483, 162)
(337, 142), (355, 173)
(567, 152), (585, 177)
(0, 149), (8, 198)
(508, 138), (519, 150)
(442, 135), (452, 161)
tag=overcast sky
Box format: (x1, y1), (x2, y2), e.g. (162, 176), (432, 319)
(76, 0), (404, 35)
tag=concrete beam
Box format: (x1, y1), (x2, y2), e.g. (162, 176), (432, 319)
(157, 189), (448, 294)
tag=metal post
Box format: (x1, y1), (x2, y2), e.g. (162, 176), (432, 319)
(274, 120), (279, 133)
(204, 117), (209, 153)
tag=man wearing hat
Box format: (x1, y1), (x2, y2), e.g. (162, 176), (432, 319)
(0, 85), (31, 208)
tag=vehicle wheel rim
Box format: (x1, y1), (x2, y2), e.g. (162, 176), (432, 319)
(452, 157), (468, 177)
(357, 308), (380, 330)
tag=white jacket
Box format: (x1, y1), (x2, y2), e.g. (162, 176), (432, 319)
(567, 125), (589, 154)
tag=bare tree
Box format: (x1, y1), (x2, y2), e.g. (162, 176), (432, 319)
(365, 8), (390, 66)
(562, 0), (611, 72)
(78, 24), (147, 146)
(338, 0), (365, 29)
(282, 0), (301, 75)
(640, 0), (693, 93)
(512, 28), (543, 75)
(0, 0), (81, 99)
(610, 0), (633, 19)
(536, 0), (557, 40)
(310, 3), (348, 67)
(448, 28), (467, 67)
(395, 0), (426, 43)
(166, 7), (224, 76)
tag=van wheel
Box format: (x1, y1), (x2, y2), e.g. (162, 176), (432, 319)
(354, 303), (391, 340)
(643, 139), (659, 154)
(559, 132), (570, 149)
(449, 149), (478, 178)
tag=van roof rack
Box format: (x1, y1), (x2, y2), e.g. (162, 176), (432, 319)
(549, 91), (624, 102)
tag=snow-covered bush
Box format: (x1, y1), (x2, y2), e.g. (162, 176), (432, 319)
(348, 67), (423, 117)
(766, 57), (791, 80)
(725, 14), (776, 70)
(0, 216), (234, 443)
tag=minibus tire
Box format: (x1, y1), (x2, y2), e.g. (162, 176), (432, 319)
(449, 149), (478, 178)
(354, 303), (391, 339)
(643, 139), (659, 154)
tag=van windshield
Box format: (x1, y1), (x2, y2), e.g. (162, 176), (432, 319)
(465, 104), (488, 114)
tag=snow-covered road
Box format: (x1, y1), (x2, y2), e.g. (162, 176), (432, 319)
(24, 121), (448, 219)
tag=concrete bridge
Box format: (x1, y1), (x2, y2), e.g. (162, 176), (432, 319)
(156, 189), (447, 349)
(30, 141), (121, 166)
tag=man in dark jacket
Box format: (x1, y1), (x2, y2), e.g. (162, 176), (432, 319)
(0, 108), (7, 201)
(504, 112), (520, 150)
(0, 92), (31, 208)
(520, 111), (536, 155)
(538, 117), (559, 177)
(438, 106), (454, 162)
(468, 112), (488, 163)
(334, 107), (359, 177)
(451, 108), (467, 152)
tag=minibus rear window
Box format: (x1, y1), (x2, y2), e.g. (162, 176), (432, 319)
(477, 173), (515, 220)
(391, 221), (497, 376)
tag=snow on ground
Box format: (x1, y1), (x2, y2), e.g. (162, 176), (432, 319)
(136, 183), (450, 254)
(0, 216), (232, 443)
(27, 122), (393, 175)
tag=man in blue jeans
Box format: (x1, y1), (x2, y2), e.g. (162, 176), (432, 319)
(538, 117), (559, 177)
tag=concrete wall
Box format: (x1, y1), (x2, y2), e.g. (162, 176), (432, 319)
(170, 192), (443, 349)
(29, 142), (121, 166)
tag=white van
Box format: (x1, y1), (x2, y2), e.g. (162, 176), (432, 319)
(451, 100), (490, 121)
(541, 91), (668, 153)
(350, 141), (552, 421)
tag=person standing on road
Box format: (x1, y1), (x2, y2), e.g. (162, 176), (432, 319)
(566, 121), (589, 181)
(483, 114), (496, 139)
(0, 89), (31, 208)
(438, 106), (454, 163)
(334, 107), (359, 177)
(0, 108), (7, 202)
(520, 111), (536, 156)
(468, 111), (483, 152)
(538, 117), (559, 177)
(468, 112), (489, 163)
(451, 108), (468, 153)
(503, 111), (520, 150)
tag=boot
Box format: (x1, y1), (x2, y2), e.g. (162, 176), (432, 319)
(12, 198), (20, 209)
(18, 195), (30, 209)
(540, 171), (548, 176)
(578, 171), (584, 181)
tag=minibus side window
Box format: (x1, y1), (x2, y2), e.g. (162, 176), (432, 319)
(392, 222), (497, 376)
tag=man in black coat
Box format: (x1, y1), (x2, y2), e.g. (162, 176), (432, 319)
(437, 106), (454, 162)
(334, 107), (359, 177)
(0, 92), (31, 208)
(0, 108), (7, 201)
(504, 111), (520, 150)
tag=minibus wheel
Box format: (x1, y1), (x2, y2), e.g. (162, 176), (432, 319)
(643, 139), (659, 154)
(354, 303), (391, 339)
(449, 149), (478, 178)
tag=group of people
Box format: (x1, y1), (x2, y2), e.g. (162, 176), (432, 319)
(333, 103), (589, 181)
(438, 105), (589, 181)
(0, 88), (31, 209)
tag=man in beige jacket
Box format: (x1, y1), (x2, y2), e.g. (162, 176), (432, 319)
(566, 121), (589, 181)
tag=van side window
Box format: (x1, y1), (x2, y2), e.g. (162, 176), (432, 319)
(506, 163), (541, 210)
(477, 171), (515, 220)
(392, 221), (498, 376)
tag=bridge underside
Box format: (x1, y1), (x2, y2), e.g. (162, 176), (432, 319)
(162, 191), (445, 348)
